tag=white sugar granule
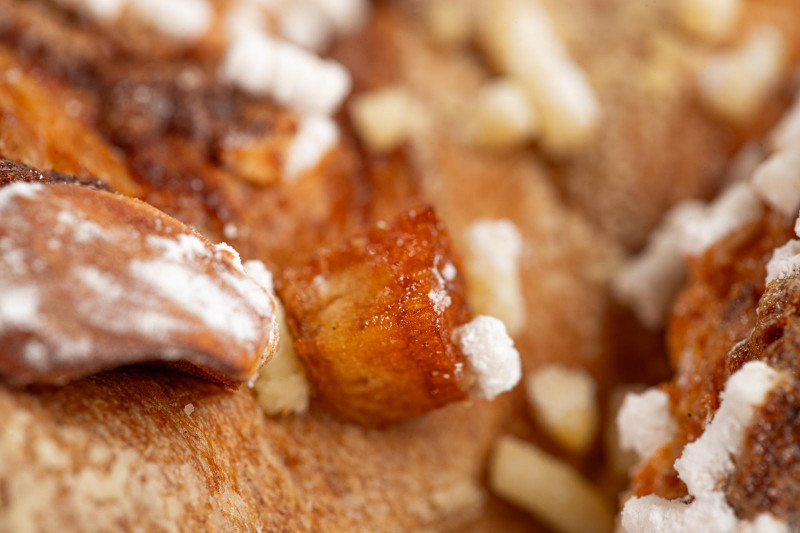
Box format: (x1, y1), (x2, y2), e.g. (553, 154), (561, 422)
(617, 387), (677, 461)
(452, 315), (521, 400)
(621, 361), (783, 533)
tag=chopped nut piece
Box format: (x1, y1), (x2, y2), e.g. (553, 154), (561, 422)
(462, 219), (526, 336)
(425, 0), (473, 48)
(245, 260), (311, 415)
(479, 0), (601, 154)
(489, 435), (613, 533)
(752, 150), (800, 218)
(0, 182), (279, 387)
(676, 0), (741, 42)
(470, 79), (540, 149)
(525, 364), (599, 454)
(699, 25), (786, 123)
(349, 87), (427, 152)
(277, 206), (472, 424)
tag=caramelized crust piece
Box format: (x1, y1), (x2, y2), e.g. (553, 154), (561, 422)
(0, 158), (113, 191)
(278, 206), (472, 424)
(0, 182), (278, 387)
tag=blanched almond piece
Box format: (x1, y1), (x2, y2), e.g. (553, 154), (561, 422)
(0, 182), (278, 387)
(489, 435), (613, 533)
(277, 206), (472, 424)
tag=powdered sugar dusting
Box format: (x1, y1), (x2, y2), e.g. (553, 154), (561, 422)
(0, 181), (42, 211)
(0, 286), (40, 328)
(0, 184), (277, 385)
(428, 254), (453, 314)
(621, 361), (783, 533)
(452, 315), (521, 400)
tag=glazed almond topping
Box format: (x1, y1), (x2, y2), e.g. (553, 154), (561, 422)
(0, 182), (278, 386)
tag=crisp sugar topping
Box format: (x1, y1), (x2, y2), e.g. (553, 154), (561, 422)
(617, 388), (677, 461)
(128, 0), (212, 41)
(221, 30), (351, 116)
(612, 201), (702, 329)
(284, 114), (339, 181)
(677, 182), (763, 256)
(452, 315), (521, 400)
(463, 219), (526, 336)
(751, 150), (800, 217)
(427, 287), (452, 314)
(278, 1), (334, 52)
(69, 0), (126, 20)
(771, 89), (800, 152)
(739, 514), (790, 533)
(621, 361), (783, 533)
(765, 240), (800, 284)
(183, 403), (195, 416)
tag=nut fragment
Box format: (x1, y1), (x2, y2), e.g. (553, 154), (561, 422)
(489, 435), (613, 533)
(349, 87), (427, 152)
(699, 25), (786, 123)
(0, 181), (279, 387)
(424, 0), (473, 48)
(277, 206), (472, 424)
(469, 79), (540, 149)
(245, 260), (311, 415)
(478, 0), (600, 154)
(676, 0), (741, 42)
(525, 364), (599, 454)
(462, 219), (526, 336)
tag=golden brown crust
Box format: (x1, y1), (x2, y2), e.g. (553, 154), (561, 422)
(279, 205), (471, 424)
